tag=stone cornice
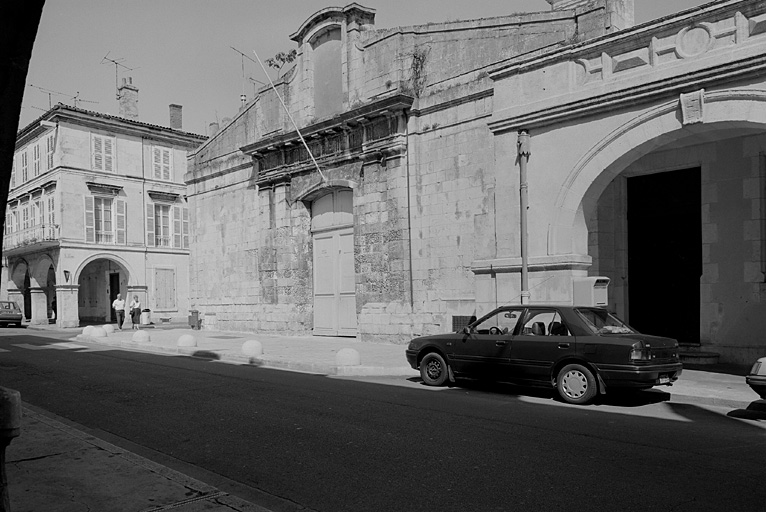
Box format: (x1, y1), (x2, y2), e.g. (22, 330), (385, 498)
(471, 254), (593, 274)
(489, 51), (766, 133)
(239, 93), (413, 156)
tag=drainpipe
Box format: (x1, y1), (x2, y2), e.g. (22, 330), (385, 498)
(517, 130), (531, 305)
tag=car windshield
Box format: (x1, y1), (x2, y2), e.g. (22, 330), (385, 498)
(575, 308), (636, 334)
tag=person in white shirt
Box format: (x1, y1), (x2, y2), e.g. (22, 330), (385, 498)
(111, 293), (126, 330)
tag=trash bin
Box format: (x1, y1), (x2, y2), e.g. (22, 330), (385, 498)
(140, 308), (151, 325)
(188, 310), (200, 330)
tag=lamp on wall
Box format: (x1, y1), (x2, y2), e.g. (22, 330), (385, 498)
(63, 270), (70, 283)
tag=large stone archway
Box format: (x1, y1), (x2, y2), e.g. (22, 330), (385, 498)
(551, 90), (766, 257)
(548, 89), (766, 362)
(74, 255), (135, 325)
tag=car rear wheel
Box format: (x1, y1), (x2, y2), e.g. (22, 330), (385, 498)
(557, 364), (597, 405)
(420, 352), (449, 386)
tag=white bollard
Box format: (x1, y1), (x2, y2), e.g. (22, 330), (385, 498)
(336, 348), (361, 366)
(132, 330), (151, 343)
(177, 334), (197, 347)
(82, 325), (94, 336)
(102, 324), (115, 334)
(90, 326), (107, 338)
(242, 340), (263, 357)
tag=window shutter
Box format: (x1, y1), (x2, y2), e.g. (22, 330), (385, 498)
(115, 199), (126, 245)
(93, 136), (103, 171)
(46, 134), (54, 170)
(104, 137), (114, 172)
(172, 206), (181, 248)
(33, 144), (40, 176)
(182, 207), (189, 249)
(146, 203), (155, 247)
(36, 200), (43, 226)
(153, 147), (161, 179)
(47, 194), (55, 225)
(163, 149), (171, 180)
(84, 196), (95, 243)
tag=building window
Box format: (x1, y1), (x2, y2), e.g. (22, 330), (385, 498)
(33, 144), (40, 177)
(154, 204), (171, 246)
(92, 134), (115, 172)
(145, 202), (189, 249)
(4, 212), (11, 235)
(46, 134), (54, 171)
(33, 199), (43, 227)
(94, 197), (113, 243)
(21, 151), (28, 183)
(84, 196), (125, 244)
(22, 204), (29, 230)
(46, 193), (55, 225)
(153, 268), (176, 309)
(152, 146), (172, 181)
(311, 26), (343, 120)
(10, 159), (15, 189)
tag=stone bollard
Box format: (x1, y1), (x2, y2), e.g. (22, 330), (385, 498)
(177, 334), (197, 347)
(0, 387), (21, 512)
(336, 348), (361, 366)
(241, 340), (263, 357)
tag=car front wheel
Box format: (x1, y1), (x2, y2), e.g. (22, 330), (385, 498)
(420, 352), (449, 386)
(557, 364), (597, 405)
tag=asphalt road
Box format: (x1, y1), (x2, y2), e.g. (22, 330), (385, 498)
(1, 330), (765, 512)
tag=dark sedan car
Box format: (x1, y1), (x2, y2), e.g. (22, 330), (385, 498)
(406, 305), (682, 405)
(0, 301), (23, 327)
(746, 357), (766, 399)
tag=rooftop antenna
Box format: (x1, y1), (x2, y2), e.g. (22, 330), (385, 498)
(230, 46), (268, 105)
(101, 52), (137, 100)
(251, 48), (327, 183)
(28, 84), (98, 109)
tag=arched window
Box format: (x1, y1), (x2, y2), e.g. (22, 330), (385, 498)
(311, 27), (342, 120)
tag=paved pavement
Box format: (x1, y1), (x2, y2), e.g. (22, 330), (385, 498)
(2, 322), (765, 511)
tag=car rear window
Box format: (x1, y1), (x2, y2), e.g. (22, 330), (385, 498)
(575, 308), (635, 334)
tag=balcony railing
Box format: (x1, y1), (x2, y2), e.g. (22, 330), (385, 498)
(2, 224), (60, 251)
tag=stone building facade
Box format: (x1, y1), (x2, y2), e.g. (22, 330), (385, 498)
(188, 0), (766, 364)
(186, 1), (632, 338)
(4, 82), (206, 328)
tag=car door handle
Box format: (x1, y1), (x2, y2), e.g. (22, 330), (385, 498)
(558, 343), (570, 349)
(496, 341), (507, 346)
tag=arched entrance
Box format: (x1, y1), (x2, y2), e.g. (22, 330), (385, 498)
(553, 91), (766, 358)
(77, 257), (130, 324)
(311, 188), (356, 336)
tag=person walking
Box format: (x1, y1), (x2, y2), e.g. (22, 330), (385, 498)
(112, 293), (126, 330)
(129, 295), (141, 330)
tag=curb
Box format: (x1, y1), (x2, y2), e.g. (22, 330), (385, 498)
(64, 334), (759, 409)
(74, 334), (418, 377)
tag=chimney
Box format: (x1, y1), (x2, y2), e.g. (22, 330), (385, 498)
(169, 104), (183, 130)
(208, 122), (219, 137)
(118, 77), (139, 120)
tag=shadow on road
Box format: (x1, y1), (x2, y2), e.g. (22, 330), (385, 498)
(407, 376), (670, 407)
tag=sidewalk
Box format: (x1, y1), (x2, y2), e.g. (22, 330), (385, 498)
(5, 405), (268, 512)
(30, 321), (765, 409)
(5, 322), (764, 512)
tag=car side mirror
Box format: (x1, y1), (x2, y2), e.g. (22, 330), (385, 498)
(462, 326), (471, 335)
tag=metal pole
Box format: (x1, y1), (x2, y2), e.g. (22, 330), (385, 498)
(518, 130), (531, 305)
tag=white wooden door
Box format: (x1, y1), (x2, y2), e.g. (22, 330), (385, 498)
(312, 227), (356, 336)
(312, 190), (356, 336)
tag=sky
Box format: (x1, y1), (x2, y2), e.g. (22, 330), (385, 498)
(19, 0), (714, 136)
